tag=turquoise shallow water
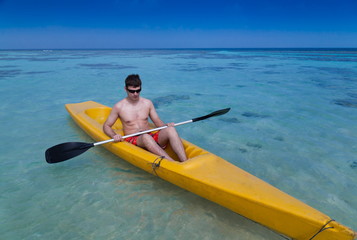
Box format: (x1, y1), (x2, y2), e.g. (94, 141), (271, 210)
(1, 49), (356, 239)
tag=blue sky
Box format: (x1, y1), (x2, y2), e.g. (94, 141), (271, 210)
(1, 0), (357, 49)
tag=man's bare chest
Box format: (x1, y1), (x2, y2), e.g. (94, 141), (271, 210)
(120, 106), (149, 123)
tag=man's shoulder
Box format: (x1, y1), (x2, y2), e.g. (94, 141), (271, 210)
(141, 98), (155, 109)
(113, 98), (127, 109)
(140, 97), (152, 104)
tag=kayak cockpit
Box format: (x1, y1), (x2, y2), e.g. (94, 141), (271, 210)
(84, 107), (208, 161)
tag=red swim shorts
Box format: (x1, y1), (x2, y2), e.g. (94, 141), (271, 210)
(125, 131), (163, 147)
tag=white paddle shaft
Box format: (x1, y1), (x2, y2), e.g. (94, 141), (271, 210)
(93, 120), (193, 146)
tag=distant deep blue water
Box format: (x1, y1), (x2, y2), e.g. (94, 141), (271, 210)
(0, 49), (356, 239)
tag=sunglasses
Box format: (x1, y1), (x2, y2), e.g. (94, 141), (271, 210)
(126, 88), (141, 93)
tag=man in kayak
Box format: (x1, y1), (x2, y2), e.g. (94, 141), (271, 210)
(103, 74), (187, 162)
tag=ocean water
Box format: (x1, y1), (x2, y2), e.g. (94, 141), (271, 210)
(0, 49), (356, 239)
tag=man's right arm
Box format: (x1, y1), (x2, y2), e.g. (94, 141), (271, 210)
(103, 106), (122, 142)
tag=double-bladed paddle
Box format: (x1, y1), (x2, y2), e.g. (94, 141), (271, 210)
(45, 108), (230, 164)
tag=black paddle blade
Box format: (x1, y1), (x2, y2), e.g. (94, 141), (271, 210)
(45, 142), (94, 164)
(192, 108), (231, 122)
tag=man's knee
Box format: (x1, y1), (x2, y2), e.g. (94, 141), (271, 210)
(165, 126), (177, 135)
(139, 134), (155, 146)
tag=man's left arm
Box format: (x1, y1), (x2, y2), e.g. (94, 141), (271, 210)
(148, 101), (166, 127)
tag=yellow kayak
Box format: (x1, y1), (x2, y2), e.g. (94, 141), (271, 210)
(65, 101), (356, 240)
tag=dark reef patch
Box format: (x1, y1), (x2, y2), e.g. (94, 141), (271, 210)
(228, 62), (247, 68)
(219, 117), (241, 123)
(25, 71), (54, 75)
(78, 63), (136, 69)
(300, 66), (357, 80)
(152, 94), (190, 108)
(246, 142), (262, 149)
(265, 64), (279, 68)
(238, 148), (248, 153)
(28, 57), (63, 62)
(0, 69), (22, 78)
(262, 70), (280, 74)
(113, 167), (135, 173)
(0, 65), (17, 68)
(273, 136), (284, 142)
(175, 62), (246, 72)
(288, 55), (357, 63)
(0, 69), (54, 78)
(350, 161), (357, 169)
(333, 99), (357, 108)
(0, 56), (84, 62)
(310, 78), (341, 90)
(242, 112), (270, 118)
(317, 67), (357, 76)
(347, 93), (357, 99)
(175, 52), (258, 60)
(177, 65), (239, 72)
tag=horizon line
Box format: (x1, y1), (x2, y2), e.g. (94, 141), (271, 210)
(1, 47), (357, 51)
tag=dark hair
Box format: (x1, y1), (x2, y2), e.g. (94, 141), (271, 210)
(125, 74), (142, 88)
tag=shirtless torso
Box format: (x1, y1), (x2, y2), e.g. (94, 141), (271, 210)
(103, 82), (187, 162)
(115, 97), (163, 135)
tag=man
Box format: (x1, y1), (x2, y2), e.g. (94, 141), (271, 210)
(103, 74), (187, 162)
